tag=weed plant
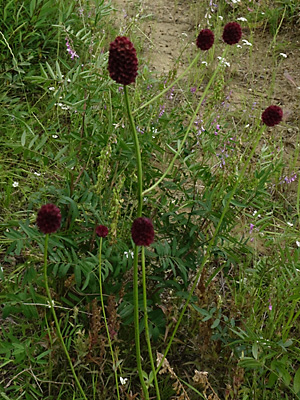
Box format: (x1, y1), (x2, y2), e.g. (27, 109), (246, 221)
(0, 0), (300, 399)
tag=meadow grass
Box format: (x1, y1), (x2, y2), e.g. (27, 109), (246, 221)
(0, 0), (300, 399)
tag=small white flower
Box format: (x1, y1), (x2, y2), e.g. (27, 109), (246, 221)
(279, 53), (287, 58)
(287, 222), (293, 227)
(237, 44), (242, 48)
(67, 78), (72, 82)
(120, 377), (128, 385)
(296, 241), (300, 247)
(237, 17), (247, 22)
(218, 16), (224, 20)
(217, 57), (230, 67)
(47, 300), (55, 308)
(52, 134), (58, 139)
(48, 86), (55, 91)
(34, 172), (41, 176)
(242, 39), (252, 46)
(124, 250), (134, 259)
(201, 61), (208, 66)
(245, 124), (250, 128)
(12, 181), (19, 188)
(182, 32), (188, 37)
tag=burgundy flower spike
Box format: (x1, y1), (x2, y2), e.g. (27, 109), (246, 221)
(108, 36), (138, 85)
(37, 204), (61, 234)
(222, 22), (242, 45)
(196, 29), (214, 50)
(96, 225), (109, 238)
(262, 105), (283, 127)
(131, 217), (154, 246)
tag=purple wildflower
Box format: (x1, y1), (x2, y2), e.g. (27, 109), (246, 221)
(268, 298), (272, 311)
(66, 38), (79, 60)
(158, 105), (165, 118)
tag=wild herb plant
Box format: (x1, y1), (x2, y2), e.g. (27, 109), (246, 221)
(1, 1), (300, 399)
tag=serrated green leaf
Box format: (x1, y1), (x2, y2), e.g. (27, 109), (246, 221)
(46, 62), (56, 80)
(211, 318), (220, 329)
(294, 367), (300, 393)
(239, 357), (261, 369)
(55, 60), (63, 81)
(74, 264), (81, 287)
(252, 342), (258, 360)
(21, 130), (26, 146)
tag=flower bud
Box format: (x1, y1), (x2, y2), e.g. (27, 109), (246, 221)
(196, 29), (214, 50)
(96, 225), (109, 238)
(131, 217), (154, 246)
(108, 36), (138, 86)
(262, 105), (283, 127)
(222, 22), (242, 45)
(36, 204), (61, 234)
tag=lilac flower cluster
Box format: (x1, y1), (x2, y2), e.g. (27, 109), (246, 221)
(66, 38), (79, 60)
(216, 137), (236, 168)
(279, 173), (297, 184)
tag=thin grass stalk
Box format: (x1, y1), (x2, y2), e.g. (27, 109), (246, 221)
(43, 234), (88, 400)
(155, 125), (266, 375)
(98, 236), (120, 400)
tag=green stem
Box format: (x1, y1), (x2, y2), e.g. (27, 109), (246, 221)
(142, 247), (161, 400)
(98, 236), (120, 400)
(132, 53), (201, 115)
(297, 174), (300, 226)
(133, 246), (150, 399)
(43, 234), (88, 400)
(124, 85), (149, 399)
(156, 124), (266, 375)
(124, 85), (143, 217)
(143, 47), (228, 196)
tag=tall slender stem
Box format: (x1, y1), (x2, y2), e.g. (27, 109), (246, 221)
(43, 234), (88, 400)
(124, 85), (149, 399)
(124, 85), (143, 217)
(133, 245), (149, 399)
(156, 125), (266, 374)
(143, 47), (228, 196)
(142, 247), (161, 400)
(98, 236), (120, 400)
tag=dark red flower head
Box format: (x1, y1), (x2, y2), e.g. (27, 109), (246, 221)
(96, 225), (109, 238)
(131, 217), (154, 246)
(108, 36), (138, 86)
(196, 29), (214, 50)
(36, 204), (61, 234)
(222, 22), (242, 45)
(261, 105), (283, 127)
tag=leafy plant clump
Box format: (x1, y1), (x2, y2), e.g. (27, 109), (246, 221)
(1, 0), (300, 399)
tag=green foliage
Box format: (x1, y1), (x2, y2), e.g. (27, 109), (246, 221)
(0, 0), (300, 399)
